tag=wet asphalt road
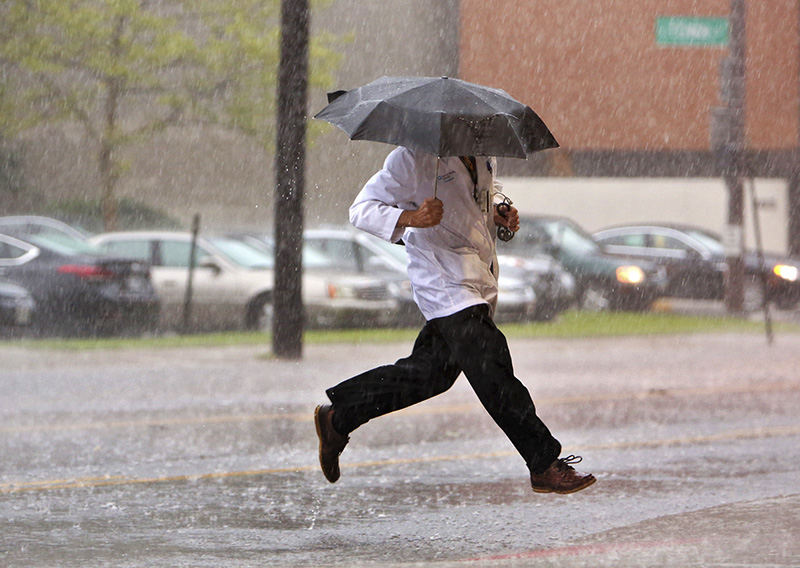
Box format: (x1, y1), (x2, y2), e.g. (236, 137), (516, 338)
(1, 328), (799, 567)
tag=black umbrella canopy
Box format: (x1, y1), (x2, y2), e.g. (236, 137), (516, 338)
(314, 76), (558, 158)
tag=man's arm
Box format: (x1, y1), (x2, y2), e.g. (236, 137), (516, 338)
(350, 148), (444, 241)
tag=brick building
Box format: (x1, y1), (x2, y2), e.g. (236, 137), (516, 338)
(458, 0), (800, 252)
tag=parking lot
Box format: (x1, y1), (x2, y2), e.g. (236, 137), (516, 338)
(1, 323), (799, 567)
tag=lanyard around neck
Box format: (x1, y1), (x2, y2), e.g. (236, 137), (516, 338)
(458, 156), (478, 186)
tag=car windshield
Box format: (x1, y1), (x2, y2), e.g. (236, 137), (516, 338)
(17, 231), (99, 256)
(683, 228), (726, 255)
(208, 237), (274, 269)
(233, 235), (337, 269)
(538, 219), (600, 255)
(301, 245), (338, 269)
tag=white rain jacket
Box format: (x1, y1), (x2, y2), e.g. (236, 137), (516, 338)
(349, 146), (502, 321)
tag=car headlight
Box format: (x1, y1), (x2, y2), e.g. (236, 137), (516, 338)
(773, 264), (799, 282)
(327, 283), (358, 299)
(616, 265), (645, 285)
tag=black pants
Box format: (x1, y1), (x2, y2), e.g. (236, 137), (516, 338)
(326, 304), (561, 473)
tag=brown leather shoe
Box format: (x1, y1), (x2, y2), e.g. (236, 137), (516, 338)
(314, 404), (349, 483)
(530, 455), (596, 494)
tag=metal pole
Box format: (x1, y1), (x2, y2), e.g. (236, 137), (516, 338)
(723, 0), (747, 313)
(746, 178), (774, 344)
(182, 213), (200, 333)
(273, 0), (308, 359)
(791, 2), (800, 258)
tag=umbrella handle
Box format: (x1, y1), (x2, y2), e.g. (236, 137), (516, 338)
(434, 157), (440, 199)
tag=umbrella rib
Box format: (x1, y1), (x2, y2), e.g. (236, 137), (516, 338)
(451, 83), (521, 115)
(381, 78), (441, 106)
(384, 78), (505, 118)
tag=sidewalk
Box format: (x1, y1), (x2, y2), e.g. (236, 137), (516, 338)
(653, 296), (800, 324)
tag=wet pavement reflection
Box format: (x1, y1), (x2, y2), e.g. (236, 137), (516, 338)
(1, 332), (799, 566)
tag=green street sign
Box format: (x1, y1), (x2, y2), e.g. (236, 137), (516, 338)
(656, 16), (729, 46)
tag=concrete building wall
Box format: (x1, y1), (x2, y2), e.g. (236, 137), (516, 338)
(501, 176), (789, 253)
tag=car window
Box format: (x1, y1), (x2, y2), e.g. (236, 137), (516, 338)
(238, 234), (336, 269)
(684, 229), (725, 255)
(306, 239), (359, 270)
(603, 234), (647, 247)
(100, 239), (152, 262)
(0, 239), (30, 260)
(161, 240), (198, 267)
(358, 245), (391, 269)
(544, 221), (599, 255)
(651, 235), (691, 251)
(301, 245), (337, 269)
(206, 237), (273, 269)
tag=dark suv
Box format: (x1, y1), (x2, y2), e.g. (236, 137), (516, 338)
(593, 223), (800, 311)
(499, 215), (667, 311)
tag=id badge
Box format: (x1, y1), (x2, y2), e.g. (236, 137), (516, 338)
(474, 186), (490, 213)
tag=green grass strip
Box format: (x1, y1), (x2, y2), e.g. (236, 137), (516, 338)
(3, 309), (796, 351)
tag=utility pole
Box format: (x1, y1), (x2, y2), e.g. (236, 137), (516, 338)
(712, 0), (747, 312)
(791, 3), (800, 258)
(273, 0), (309, 359)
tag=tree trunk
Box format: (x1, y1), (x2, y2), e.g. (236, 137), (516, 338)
(99, 139), (118, 232)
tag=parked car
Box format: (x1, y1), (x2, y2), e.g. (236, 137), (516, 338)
(89, 231), (398, 331)
(303, 227), (541, 324)
(497, 253), (576, 321)
(303, 228), (420, 325)
(226, 231), (402, 325)
(593, 223), (800, 311)
(0, 232), (159, 336)
(498, 215), (667, 311)
(0, 215), (91, 242)
(0, 277), (35, 335)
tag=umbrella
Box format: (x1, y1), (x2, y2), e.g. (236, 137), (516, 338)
(313, 75), (558, 158)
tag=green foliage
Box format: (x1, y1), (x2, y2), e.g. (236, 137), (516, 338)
(0, 138), (26, 201)
(190, 0), (342, 149)
(0, 0), (200, 134)
(0, 0), (343, 228)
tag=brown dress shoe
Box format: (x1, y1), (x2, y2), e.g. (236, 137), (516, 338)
(530, 455), (596, 494)
(314, 404), (349, 483)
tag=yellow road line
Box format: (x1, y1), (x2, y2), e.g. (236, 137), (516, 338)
(2, 423), (798, 495)
(2, 381), (797, 435)
(0, 412), (310, 434)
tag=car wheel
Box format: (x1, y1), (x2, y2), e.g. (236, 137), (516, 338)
(247, 294), (273, 331)
(743, 278), (766, 313)
(580, 282), (611, 311)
